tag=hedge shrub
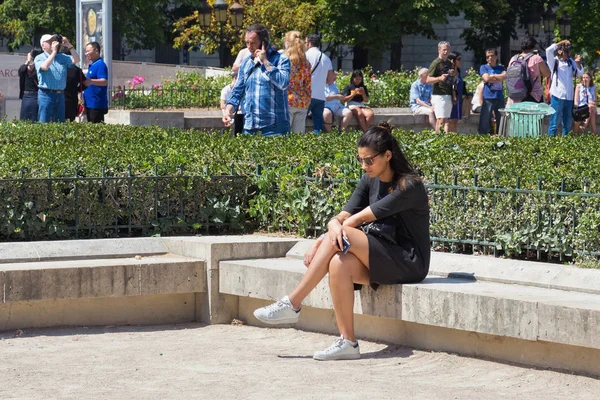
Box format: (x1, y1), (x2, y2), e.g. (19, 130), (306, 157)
(0, 122), (598, 266)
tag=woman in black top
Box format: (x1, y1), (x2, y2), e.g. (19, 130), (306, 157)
(60, 47), (86, 122)
(254, 122), (430, 361)
(342, 69), (375, 132)
(18, 48), (42, 122)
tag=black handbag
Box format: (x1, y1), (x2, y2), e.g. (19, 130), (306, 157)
(572, 104), (590, 122)
(573, 84), (591, 122)
(360, 217), (397, 244)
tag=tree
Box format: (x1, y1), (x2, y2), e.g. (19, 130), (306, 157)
(317, 0), (453, 69)
(0, 0), (194, 52)
(559, 0), (600, 65)
(173, 0), (319, 64)
(459, 0), (557, 65)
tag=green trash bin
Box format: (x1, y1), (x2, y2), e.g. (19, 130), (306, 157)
(498, 102), (555, 137)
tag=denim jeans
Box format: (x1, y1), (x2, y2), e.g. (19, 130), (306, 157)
(242, 119), (290, 136)
(38, 90), (65, 123)
(308, 98), (325, 133)
(20, 92), (38, 122)
(548, 96), (574, 136)
(478, 98), (504, 134)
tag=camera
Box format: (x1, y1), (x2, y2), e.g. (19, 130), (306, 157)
(53, 34), (63, 44)
(559, 44), (572, 53)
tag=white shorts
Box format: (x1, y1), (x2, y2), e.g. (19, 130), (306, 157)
(325, 106), (347, 118)
(431, 95), (452, 119)
(412, 106), (434, 116)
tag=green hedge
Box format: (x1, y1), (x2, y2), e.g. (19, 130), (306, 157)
(0, 122), (599, 266)
(109, 67), (483, 109)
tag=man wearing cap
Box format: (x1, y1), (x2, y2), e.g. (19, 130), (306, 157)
(34, 34), (80, 122)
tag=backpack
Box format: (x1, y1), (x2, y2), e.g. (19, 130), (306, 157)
(506, 53), (534, 101)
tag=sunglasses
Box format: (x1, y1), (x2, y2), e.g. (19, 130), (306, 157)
(356, 153), (380, 166)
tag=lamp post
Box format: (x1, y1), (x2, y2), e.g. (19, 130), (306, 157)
(526, 8), (556, 49)
(211, 0), (245, 68)
(558, 15), (572, 39)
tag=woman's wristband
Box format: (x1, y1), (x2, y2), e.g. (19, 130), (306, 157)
(329, 216), (342, 224)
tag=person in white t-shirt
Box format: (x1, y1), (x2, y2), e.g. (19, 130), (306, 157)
(305, 34), (335, 133)
(232, 48), (251, 75)
(220, 71), (242, 135)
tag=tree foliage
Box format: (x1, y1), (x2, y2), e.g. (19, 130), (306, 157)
(459, 0), (558, 63)
(0, 0), (195, 51)
(173, 0), (320, 56)
(318, 0), (452, 57)
(559, 0), (600, 64)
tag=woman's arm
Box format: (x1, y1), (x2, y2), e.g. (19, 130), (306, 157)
(574, 84), (580, 105)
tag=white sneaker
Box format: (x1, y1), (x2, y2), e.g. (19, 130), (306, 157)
(313, 335), (360, 361)
(253, 296), (300, 325)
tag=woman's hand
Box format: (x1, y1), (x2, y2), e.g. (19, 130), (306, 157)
(327, 218), (346, 252)
(303, 239), (321, 267)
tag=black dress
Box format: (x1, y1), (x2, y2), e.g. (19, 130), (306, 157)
(64, 66), (86, 122)
(343, 174), (430, 290)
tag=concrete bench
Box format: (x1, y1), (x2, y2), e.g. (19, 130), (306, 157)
(0, 236), (297, 330)
(1, 235), (598, 376)
(219, 239), (600, 376)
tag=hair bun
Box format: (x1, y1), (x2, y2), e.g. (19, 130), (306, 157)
(378, 121), (393, 133)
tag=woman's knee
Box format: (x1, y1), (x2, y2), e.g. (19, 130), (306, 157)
(328, 255), (351, 280)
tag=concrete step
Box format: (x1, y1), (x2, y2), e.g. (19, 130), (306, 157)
(0, 237), (169, 264)
(219, 256), (600, 351)
(0, 255), (206, 302)
(286, 241), (600, 295)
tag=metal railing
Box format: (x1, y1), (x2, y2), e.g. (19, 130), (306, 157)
(109, 87), (222, 109)
(298, 172), (600, 262)
(107, 85), (412, 110)
(0, 165), (250, 240)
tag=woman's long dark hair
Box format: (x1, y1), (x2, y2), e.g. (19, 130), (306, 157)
(351, 69), (365, 87)
(357, 122), (420, 190)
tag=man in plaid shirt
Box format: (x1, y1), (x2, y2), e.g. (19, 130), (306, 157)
(223, 24), (290, 136)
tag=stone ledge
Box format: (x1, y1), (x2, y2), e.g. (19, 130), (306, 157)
(1, 255), (206, 302)
(286, 242), (600, 295)
(219, 256), (600, 350)
(0, 237), (169, 264)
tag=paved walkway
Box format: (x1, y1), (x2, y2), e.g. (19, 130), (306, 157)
(0, 323), (598, 399)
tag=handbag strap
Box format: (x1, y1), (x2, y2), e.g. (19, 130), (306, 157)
(311, 51), (323, 75)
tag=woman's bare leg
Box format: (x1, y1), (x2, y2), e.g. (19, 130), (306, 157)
(362, 108), (374, 130)
(589, 106), (597, 135)
(288, 227), (370, 311)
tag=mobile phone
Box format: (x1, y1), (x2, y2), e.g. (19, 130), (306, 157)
(341, 236), (351, 254)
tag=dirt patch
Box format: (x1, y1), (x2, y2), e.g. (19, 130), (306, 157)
(0, 323), (597, 399)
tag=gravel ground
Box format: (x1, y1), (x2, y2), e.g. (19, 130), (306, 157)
(0, 323), (598, 400)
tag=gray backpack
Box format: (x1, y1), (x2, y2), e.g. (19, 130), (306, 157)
(506, 53), (534, 101)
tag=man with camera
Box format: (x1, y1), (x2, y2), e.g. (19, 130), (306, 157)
(427, 41), (453, 133)
(34, 34), (81, 123)
(546, 40), (583, 136)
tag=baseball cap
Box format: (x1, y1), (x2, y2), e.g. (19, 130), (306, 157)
(40, 34), (54, 46)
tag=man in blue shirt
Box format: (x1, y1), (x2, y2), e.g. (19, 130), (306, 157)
(410, 68), (435, 129)
(478, 48), (506, 134)
(223, 24), (290, 136)
(34, 34), (81, 123)
(83, 42), (108, 123)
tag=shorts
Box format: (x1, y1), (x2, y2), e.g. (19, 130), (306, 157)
(325, 106), (347, 118)
(431, 95), (452, 119)
(347, 101), (366, 108)
(412, 106), (434, 116)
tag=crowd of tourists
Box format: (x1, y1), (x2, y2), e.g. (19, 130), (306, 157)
(221, 24), (376, 136)
(18, 34), (108, 124)
(411, 37), (594, 135)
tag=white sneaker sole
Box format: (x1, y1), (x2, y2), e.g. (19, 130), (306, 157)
(253, 311), (299, 325)
(313, 352), (360, 361)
